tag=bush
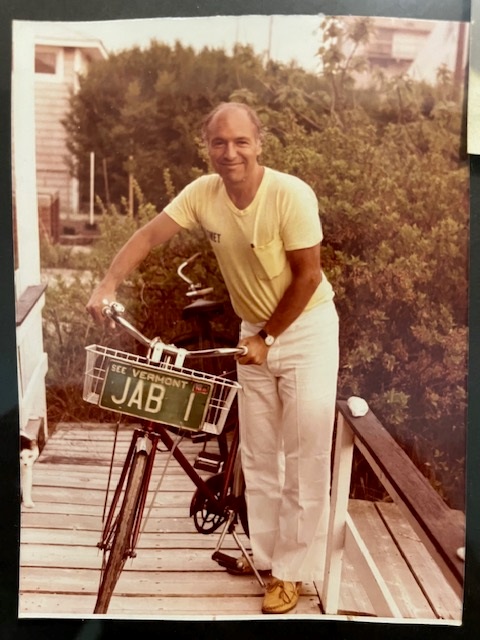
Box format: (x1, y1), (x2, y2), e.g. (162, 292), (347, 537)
(46, 20), (468, 509)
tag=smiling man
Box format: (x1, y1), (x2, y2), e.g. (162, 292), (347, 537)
(87, 102), (339, 614)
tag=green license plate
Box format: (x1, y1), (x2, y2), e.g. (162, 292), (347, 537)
(98, 359), (213, 431)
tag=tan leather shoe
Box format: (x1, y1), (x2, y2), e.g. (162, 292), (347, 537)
(262, 578), (301, 614)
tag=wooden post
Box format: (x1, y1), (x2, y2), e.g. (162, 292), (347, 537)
(89, 151), (95, 225)
(322, 411), (355, 613)
(102, 157), (110, 206)
(128, 155), (134, 217)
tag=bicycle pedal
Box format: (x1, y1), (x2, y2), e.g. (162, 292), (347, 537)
(194, 451), (224, 473)
(190, 431), (209, 443)
(212, 551), (239, 570)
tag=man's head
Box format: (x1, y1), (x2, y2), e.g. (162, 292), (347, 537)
(201, 102), (264, 143)
(202, 102), (264, 188)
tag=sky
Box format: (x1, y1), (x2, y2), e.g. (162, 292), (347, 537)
(31, 14), (326, 73)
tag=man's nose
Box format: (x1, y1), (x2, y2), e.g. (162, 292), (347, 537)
(224, 142), (237, 159)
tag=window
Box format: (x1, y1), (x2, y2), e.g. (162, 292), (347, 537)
(34, 47), (63, 78)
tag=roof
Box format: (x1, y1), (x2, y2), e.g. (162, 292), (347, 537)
(31, 21), (108, 60)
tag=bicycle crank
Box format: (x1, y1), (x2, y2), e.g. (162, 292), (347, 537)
(189, 473), (230, 534)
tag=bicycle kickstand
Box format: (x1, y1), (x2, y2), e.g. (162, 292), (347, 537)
(211, 510), (266, 588)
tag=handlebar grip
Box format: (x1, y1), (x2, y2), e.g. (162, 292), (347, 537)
(102, 301), (125, 318)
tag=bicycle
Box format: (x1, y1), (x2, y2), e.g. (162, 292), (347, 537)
(83, 300), (265, 615)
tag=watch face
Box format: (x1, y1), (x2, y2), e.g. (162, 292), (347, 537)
(265, 334), (275, 346)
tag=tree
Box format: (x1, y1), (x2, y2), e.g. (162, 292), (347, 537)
(56, 21), (468, 507)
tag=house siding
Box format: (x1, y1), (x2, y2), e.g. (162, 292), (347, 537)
(34, 43), (105, 219)
(35, 47), (74, 216)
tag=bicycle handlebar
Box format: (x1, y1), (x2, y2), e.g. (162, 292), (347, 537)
(102, 301), (247, 358)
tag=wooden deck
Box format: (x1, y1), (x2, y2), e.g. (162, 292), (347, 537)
(19, 422), (463, 621)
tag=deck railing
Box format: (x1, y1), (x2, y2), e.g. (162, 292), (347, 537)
(322, 398), (465, 618)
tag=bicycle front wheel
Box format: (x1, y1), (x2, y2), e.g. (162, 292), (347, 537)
(94, 449), (148, 614)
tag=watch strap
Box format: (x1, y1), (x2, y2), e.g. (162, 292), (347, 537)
(258, 329), (275, 346)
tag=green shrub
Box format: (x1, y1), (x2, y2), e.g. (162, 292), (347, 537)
(45, 20), (468, 509)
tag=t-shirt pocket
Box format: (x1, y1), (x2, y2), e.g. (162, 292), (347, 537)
(251, 236), (287, 280)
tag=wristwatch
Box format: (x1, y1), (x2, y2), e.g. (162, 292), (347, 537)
(258, 329), (276, 346)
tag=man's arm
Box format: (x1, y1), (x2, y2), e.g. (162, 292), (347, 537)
(86, 211), (183, 324)
(237, 243), (322, 365)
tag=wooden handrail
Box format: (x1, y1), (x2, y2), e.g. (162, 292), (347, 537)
(16, 283), (47, 326)
(335, 399), (465, 589)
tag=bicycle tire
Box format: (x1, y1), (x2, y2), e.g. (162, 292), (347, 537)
(94, 449), (148, 614)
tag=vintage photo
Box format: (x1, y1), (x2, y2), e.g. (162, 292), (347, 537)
(12, 13), (469, 623)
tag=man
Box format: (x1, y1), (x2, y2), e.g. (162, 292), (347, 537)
(87, 102), (339, 614)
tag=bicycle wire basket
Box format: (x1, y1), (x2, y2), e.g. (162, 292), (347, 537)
(83, 344), (241, 435)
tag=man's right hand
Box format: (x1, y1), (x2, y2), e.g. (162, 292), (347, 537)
(86, 287), (117, 329)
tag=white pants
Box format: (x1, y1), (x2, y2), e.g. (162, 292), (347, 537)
(237, 301), (339, 582)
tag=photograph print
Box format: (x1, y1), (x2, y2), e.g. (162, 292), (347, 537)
(12, 10), (469, 624)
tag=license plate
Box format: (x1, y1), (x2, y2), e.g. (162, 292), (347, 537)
(98, 359), (213, 431)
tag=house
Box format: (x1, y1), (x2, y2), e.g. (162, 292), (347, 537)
(34, 23), (108, 228)
(339, 17), (468, 89)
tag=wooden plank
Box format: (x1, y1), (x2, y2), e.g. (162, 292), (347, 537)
(21, 501), (188, 518)
(19, 567), (266, 597)
(348, 500), (435, 619)
(28, 462), (203, 482)
(21, 486), (194, 507)
(20, 544), (244, 571)
(20, 528), (244, 550)
(26, 469), (200, 490)
(18, 593), (321, 617)
(336, 400), (465, 594)
(376, 502), (462, 620)
(21, 567), (317, 599)
(337, 556), (376, 617)
(22, 489), (192, 509)
(16, 284), (47, 326)
(344, 514), (402, 618)
(20, 514), (210, 534)
(21, 512), (201, 532)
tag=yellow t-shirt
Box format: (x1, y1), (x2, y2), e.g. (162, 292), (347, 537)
(164, 167), (334, 323)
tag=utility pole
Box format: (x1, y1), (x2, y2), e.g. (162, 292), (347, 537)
(266, 16), (273, 62)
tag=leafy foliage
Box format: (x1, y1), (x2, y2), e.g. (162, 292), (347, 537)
(50, 17), (468, 508)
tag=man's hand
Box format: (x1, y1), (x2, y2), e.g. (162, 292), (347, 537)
(86, 287), (117, 329)
(236, 334), (270, 365)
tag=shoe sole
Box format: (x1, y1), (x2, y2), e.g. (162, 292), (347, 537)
(262, 600), (299, 614)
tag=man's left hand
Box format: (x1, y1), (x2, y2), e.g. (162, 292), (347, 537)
(236, 334), (269, 365)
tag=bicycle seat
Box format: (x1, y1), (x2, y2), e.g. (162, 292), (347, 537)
(182, 298), (224, 319)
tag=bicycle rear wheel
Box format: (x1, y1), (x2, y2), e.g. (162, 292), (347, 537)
(173, 331), (238, 379)
(174, 331), (239, 453)
(94, 449), (148, 614)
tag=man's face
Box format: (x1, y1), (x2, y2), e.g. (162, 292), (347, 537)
(205, 107), (262, 187)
